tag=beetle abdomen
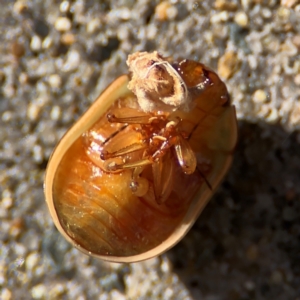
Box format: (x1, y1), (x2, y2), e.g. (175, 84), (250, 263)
(53, 136), (200, 256)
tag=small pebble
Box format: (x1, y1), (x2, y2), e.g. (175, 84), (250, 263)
(0, 288), (12, 300)
(163, 288), (174, 298)
(211, 11), (230, 23)
(87, 18), (101, 34)
(55, 17), (71, 32)
(281, 0), (299, 8)
(160, 257), (171, 273)
(118, 8), (131, 20)
(253, 89), (268, 103)
(265, 107), (279, 123)
(19, 72), (29, 85)
(13, 1), (28, 14)
(32, 144), (43, 163)
(155, 2), (177, 21)
(248, 54), (258, 69)
(3, 85), (16, 98)
(42, 36), (53, 49)
(294, 73), (300, 85)
(50, 105), (62, 121)
(11, 41), (25, 58)
(118, 26), (130, 40)
(261, 8), (272, 19)
(27, 103), (41, 121)
(277, 6), (291, 20)
(48, 74), (62, 89)
(192, 2), (200, 10)
(1, 191), (13, 209)
(241, 0), (251, 9)
(111, 290), (126, 300)
(30, 35), (42, 52)
(292, 35), (300, 49)
(165, 6), (178, 20)
(9, 218), (24, 238)
(218, 51), (240, 79)
(25, 252), (40, 271)
(62, 49), (81, 72)
(24, 230), (41, 250)
(31, 284), (47, 299)
(60, 0), (70, 13)
(234, 12), (249, 28)
(48, 284), (66, 298)
(2, 111), (13, 122)
(73, 76), (82, 86)
(2, 189), (12, 200)
(61, 33), (76, 45)
(215, 0), (238, 11)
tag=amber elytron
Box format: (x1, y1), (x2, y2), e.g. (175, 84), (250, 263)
(44, 51), (237, 263)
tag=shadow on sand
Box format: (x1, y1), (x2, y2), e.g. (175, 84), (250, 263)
(168, 120), (300, 300)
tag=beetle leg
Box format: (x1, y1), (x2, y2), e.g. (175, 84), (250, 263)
(106, 106), (165, 125)
(173, 136), (197, 175)
(107, 112), (154, 124)
(129, 167), (149, 197)
(101, 125), (128, 146)
(152, 152), (174, 205)
(104, 147), (176, 204)
(114, 158), (153, 169)
(100, 142), (147, 160)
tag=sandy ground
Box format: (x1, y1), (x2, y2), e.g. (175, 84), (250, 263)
(1, 0), (300, 299)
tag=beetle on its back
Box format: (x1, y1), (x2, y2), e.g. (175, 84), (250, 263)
(44, 51), (237, 263)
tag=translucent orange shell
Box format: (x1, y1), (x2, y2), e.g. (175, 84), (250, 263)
(44, 63), (237, 263)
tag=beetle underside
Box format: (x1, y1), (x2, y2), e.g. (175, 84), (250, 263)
(46, 51), (237, 261)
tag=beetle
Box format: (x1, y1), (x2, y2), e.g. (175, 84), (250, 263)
(44, 51), (237, 263)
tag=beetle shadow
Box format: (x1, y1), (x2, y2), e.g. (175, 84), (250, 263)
(167, 120), (300, 299)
